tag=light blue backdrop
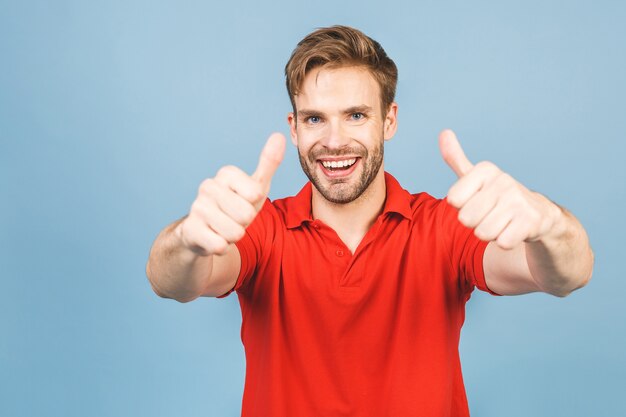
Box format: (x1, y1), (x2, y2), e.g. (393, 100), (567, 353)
(1, 0), (624, 416)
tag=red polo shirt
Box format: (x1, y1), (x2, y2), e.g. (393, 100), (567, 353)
(221, 172), (496, 417)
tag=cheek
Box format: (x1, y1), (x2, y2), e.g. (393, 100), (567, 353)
(296, 126), (325, 148)
(295, 139), (315, 161)
(348, 123), (381, 144)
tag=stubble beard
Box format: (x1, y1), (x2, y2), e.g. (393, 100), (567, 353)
(298, 137), (384, 205)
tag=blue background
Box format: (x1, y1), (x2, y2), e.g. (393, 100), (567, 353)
(2, 1), (625, 416)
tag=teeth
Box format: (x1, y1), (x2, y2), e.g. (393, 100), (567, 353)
(321, 158), (356, 169)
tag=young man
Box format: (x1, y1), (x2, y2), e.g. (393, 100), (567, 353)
(146, 26), (593, 416)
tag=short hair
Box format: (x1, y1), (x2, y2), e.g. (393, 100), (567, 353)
(285, 25), (398, 115)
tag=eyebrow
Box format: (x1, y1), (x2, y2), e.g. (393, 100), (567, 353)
(297, 105), (374, 119)
(297, 109), (321, 119)
(343, 105), (374, 115)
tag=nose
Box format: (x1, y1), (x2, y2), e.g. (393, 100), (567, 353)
(321, 118), (350, 149)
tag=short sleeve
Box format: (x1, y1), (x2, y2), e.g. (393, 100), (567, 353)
(217, 199), (277, 298)
(440, 199), (500, 296)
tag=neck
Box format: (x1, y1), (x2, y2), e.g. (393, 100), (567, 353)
(311, 168), (386, 253)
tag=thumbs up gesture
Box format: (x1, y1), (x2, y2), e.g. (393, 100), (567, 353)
(179, 133), (286, 256)
(439, 129), (562, 250)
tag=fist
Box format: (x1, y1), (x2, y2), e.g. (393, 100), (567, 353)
(179, 133), (286, 256)
(439, 129), (562, 250)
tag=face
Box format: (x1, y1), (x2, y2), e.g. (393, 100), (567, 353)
(288, 66), (397, 204)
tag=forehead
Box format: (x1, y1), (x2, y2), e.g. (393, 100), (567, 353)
(295, 66), (381, 112)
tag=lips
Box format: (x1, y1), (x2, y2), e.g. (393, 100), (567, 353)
(321, 158), (357, 170)
(317, 157), (361, 178)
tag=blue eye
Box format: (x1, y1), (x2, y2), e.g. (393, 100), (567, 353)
(307, 116), (321, 124)
(351, 113), (364, 121)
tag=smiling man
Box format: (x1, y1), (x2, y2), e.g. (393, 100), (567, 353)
(146, 26), (594, 417)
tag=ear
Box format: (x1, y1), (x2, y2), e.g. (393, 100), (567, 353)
(383, 102), (398, 141)
(287, 112), (298, 146)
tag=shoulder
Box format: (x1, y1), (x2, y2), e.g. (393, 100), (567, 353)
(248, 189), (310, 233)
(384, 172), (450, 221)
(405, 191), (452, 221)
(408, 191), (441, 209)
(393, 187), (461, 234)
(265, 182), (312, 229)
(403, 194), (456, 238)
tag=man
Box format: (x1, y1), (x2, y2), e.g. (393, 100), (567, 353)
(146, 26), (593, 416)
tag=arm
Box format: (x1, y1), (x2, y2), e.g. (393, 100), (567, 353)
(483, 203), (593, 297)
(439, 129), (594, 297)
(146, 217), (242, 302)
(146, 133), (285, 302)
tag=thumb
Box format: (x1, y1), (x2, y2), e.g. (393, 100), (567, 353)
(439, 129), (474, 178)
(252, 132), (286, 191)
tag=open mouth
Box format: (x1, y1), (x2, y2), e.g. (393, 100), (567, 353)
(317, 157), (360, 178)
(320, 158), (357, 171)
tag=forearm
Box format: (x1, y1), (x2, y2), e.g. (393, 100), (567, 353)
(146, 218), (214, 303)
(525, 206), (594, 297)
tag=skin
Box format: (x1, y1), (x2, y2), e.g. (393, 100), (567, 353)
(146, 133), (286, 301)
(146, 65), (593, 301)
(440, 130), (594, 296)
(287, 66), (398, 252)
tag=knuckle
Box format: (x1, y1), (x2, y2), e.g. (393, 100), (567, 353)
(248, 204), (260, 220)
(511, 190), (527, 207)
(526, 209), (541, 224)
(189, 199), (209, 216)
(457, 209), (468, 223)
(190, 200), (202, 213)
(217, 164), (237, 178)
(222, 224), (246, 243)
(253, 199), (266, 213)
(457, 209), (471, 226)
(497, 235), (518, 250)
(477, 161), (499, 175)
(446, 190), (461, 207)
(240, 207), (257, 225)
(500, 172), (513, 183)
(476, 160), (492, 169)
(199, 178), (216, 194)
(186, 213), (203, 227)
(179, 221), (194, 244)
(249, 183), (265, 202)
(209, 234), (230, 255)
(474, 228), (489, 241)
(496, 172), (513, 187)
(211, 242), (229, 255)
(233, 226), (246, 241)
(473, 222), (488, 237)
(181, 228), (208, 254)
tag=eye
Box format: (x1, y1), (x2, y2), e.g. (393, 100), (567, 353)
(306, 116), (321, 124)
(350, 112), (365, 121)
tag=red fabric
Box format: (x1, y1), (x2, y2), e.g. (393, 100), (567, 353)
(221, 172), (497, 417)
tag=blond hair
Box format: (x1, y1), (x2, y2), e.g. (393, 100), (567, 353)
(285, 25), (398, 114)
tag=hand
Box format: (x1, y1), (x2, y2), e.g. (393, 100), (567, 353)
(439, 129), (562, 250)
(179, 132), (286, 256)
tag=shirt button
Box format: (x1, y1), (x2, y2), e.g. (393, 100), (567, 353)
(313, 224), (320, 229)
(335, 250), (344, 257)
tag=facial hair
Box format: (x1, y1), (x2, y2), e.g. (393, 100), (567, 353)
(298, 135), (384, 204)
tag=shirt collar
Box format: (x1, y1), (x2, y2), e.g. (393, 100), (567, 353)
(284, 172), (413, 229)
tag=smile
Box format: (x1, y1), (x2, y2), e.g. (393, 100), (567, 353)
(320, 158), (357, 170)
